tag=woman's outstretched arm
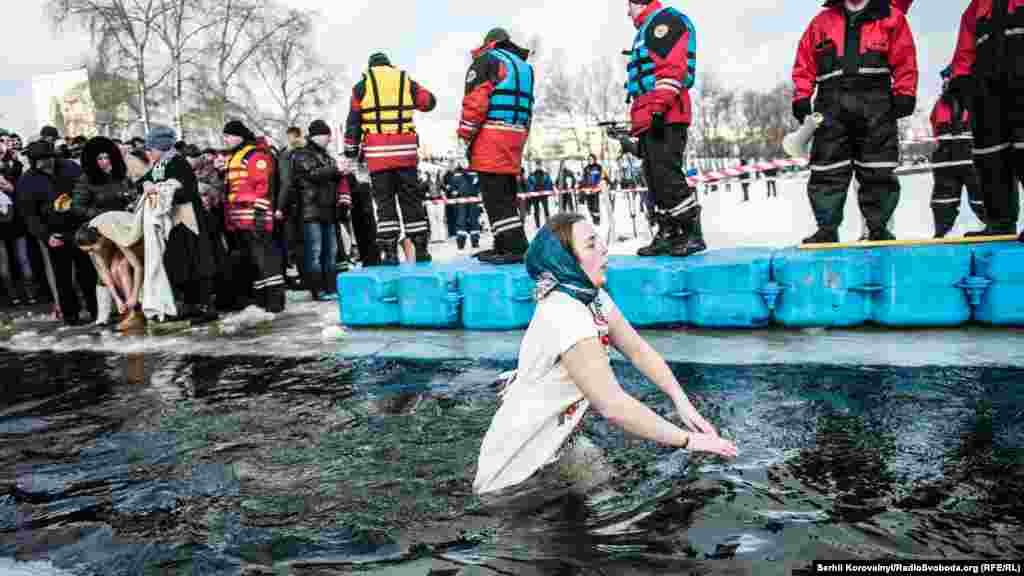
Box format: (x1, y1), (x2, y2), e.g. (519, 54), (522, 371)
(562, 338), (736, 458)
(606, 303), (720, 437)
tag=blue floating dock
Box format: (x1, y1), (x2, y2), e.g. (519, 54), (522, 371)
(337, 241), (1024, 330)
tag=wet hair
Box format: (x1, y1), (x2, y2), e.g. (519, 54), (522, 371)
(75, 226), (101, 248)
(546, 212), (586, 258)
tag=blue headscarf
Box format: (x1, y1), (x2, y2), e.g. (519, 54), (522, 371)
(526, 224), (598, 306)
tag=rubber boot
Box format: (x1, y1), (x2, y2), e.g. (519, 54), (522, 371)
(802, 228), (839, 245)
(412, 235), (432, 263)
(307, 271), (323, 301)
(966, 224), (1016, 237)
(94, 285), (113, 326)
(670, 212), (707, 258)
(378, 241), (400, 266)
(480, 230), (527, 265)
(868, 228), (896, 242)
(638, 214), (678, 257)
(470, 232), (480, 249)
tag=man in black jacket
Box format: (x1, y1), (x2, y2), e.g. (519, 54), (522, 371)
(287, 120), (342, 300)
(18, 140), (96, 325)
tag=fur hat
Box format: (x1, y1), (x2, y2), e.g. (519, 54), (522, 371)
(223, 120), (256, 141)
(308, 119), (332, 137)
(145, 125), (178, 152)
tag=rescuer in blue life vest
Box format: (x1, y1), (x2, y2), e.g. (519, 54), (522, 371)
(626, 0), (705, 257)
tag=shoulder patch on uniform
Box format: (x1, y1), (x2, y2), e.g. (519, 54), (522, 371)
(466, 69), (477, 84)
(654, 24), (670, 39)
(255, 159), (268, 171)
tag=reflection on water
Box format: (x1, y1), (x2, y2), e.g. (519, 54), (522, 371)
(1, 350), (1022, 575)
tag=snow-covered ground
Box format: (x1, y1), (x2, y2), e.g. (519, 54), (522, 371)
(4, 172), (1024, 366)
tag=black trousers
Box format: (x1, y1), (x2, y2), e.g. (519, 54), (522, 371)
(234, 230), (284, 312)
(970, 80), (1024, 231)
(640, 124), (698, 223)
(807, 88), (900, 234)
(49, 242), (97, 322)
(349, 179), (379, 266)
(370, 168), (428, 243)
(528, 196), (550, 229)
(479, 173), (528, 254)
(580, 191), (601, 224)
(931, 164), (985, 237)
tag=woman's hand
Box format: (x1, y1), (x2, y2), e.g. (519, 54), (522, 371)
(674, 398), (719, 437)
(687, 433), (738, 459)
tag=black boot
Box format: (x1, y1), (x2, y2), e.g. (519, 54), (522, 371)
(802, 228), (839, 245)
(379, 242), (400, 266)
(966, 224), (1016, 237)
(670, 213), (707, 257)
(470, 232), (480, 249)
(868, 228), (896, 242)
(638, 214), (678, 257)
(412, 235), (432, 263)
(456, 234), (467, 251)
(308, 271), (323, 301)
(479, 231), (526, 265)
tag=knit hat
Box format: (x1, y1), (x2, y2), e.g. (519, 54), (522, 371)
(483, 28), (510, 46)
(25, 140), (56, 160)
(223, 119), (256, 141)
(39, 126), (60, 141)
(368, 52), (391, 67)
(145, 124), (178, 152)
(308, 119), (331, 137)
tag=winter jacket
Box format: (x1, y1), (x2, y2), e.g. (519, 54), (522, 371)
(930, 94), (973, 165)
(275, 144), (302, 214)
(527, 170), (553, 193)
(291, 140), (340, 223)
(344, 65), (436, 173)
(582, 163), (603, 188)
(16, 160), (81, 241)
(457, 40), (535, 175)
(952, 0), (1024, 84)
(448, 169), (478, 198)
(793, 0), (918, 103)
(627, 1), (695, 135)
(224, 141), (276, 232)
(72, 137), (131, 224)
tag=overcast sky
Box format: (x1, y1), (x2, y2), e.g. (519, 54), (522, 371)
(1, 0), (961, 145)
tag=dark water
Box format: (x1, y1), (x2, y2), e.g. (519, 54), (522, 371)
(2, 349), (1023, 575)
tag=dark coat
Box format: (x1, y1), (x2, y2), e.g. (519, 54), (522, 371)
(16, 159), (82, 241)
(290, 140), (340, 223)
(139, 154), (219, 281)
(72, 137), (131, 224)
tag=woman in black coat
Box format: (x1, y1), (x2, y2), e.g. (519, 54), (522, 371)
(72, 137), (131, 222)
(138, 126), (220, 322)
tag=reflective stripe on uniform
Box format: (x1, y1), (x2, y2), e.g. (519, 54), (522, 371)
(810, 159), (852, 172)
(974, 142), (1012, 155)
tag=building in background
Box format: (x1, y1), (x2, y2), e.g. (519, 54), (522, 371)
(31, 67), (97, 139)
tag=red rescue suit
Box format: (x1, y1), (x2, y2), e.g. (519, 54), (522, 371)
(628, 0), (693, 137)
(225, 143), (276, 233)
(950, 0), (1024, 236)
(929, 95), (984, 237)
(791, 0), (918, 242)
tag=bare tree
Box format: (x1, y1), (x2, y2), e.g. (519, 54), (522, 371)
(246, 14), (339, 136)
(154, 0), (221, 137)
(195, 0), (304, 130)
(48, 0), (177, 131)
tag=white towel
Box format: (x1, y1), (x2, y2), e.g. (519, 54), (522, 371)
(141, 180), (180, 321)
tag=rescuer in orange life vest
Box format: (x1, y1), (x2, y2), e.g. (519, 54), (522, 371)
(344, 52), (437, 265)
(223, 120), (285, 313)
